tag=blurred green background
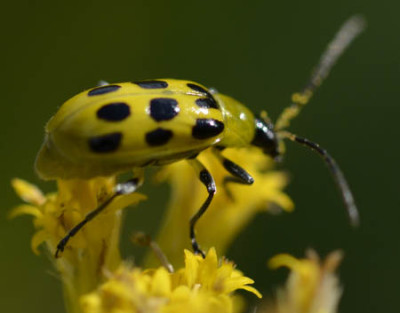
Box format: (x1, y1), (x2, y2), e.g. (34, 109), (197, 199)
(1, 0), (398, 312)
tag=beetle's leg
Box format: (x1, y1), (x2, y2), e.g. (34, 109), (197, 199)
(213, 148), (254, 199)
(187, 159), (216, 258)
(55, 172), (144, 258)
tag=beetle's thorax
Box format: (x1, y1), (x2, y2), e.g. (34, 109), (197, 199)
(214, 93), (257, 148)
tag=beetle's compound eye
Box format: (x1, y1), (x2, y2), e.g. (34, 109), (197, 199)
(251, 118), (279, 158)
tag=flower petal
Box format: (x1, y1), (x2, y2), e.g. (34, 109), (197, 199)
(9, 204), (42, 219)
(11, 178), (45, 206)
(31, 230), (50, 255)
(151, 267), (171, 296)
(240, 286), (262, 298)
(107, 192), (147, 213)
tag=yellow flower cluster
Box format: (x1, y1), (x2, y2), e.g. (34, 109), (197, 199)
(262, 250), (343, 313)
(81, 248), (261, 313)
(11, 146), (343, 313)
(11, 177), (146, 313)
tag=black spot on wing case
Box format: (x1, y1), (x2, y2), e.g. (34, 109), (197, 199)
(192, 119), (224, 139)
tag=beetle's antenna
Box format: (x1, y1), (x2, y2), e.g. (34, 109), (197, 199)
(275, 15), (366, 131)
(280, 130), (359, 226)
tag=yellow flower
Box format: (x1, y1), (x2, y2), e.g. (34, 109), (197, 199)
(81, 247), (261, 313)
(11, 177), (146, 313)
(261, 250), (343, 313)
(148, 147), (293, 267)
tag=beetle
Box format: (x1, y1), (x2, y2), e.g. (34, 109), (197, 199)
(35, 16), (364, 258)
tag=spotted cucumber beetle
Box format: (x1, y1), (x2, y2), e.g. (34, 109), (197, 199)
(35, 16), (364, 258)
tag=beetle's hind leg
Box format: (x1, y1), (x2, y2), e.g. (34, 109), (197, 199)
(213, 148), (254, 199)
(55, 172), (144, 258)
(187, 159), (216, 258)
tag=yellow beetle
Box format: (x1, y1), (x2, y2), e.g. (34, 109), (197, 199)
(35, 16), (364, 258)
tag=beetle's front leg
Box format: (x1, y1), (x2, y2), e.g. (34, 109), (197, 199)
(55, 170), (144, 258)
